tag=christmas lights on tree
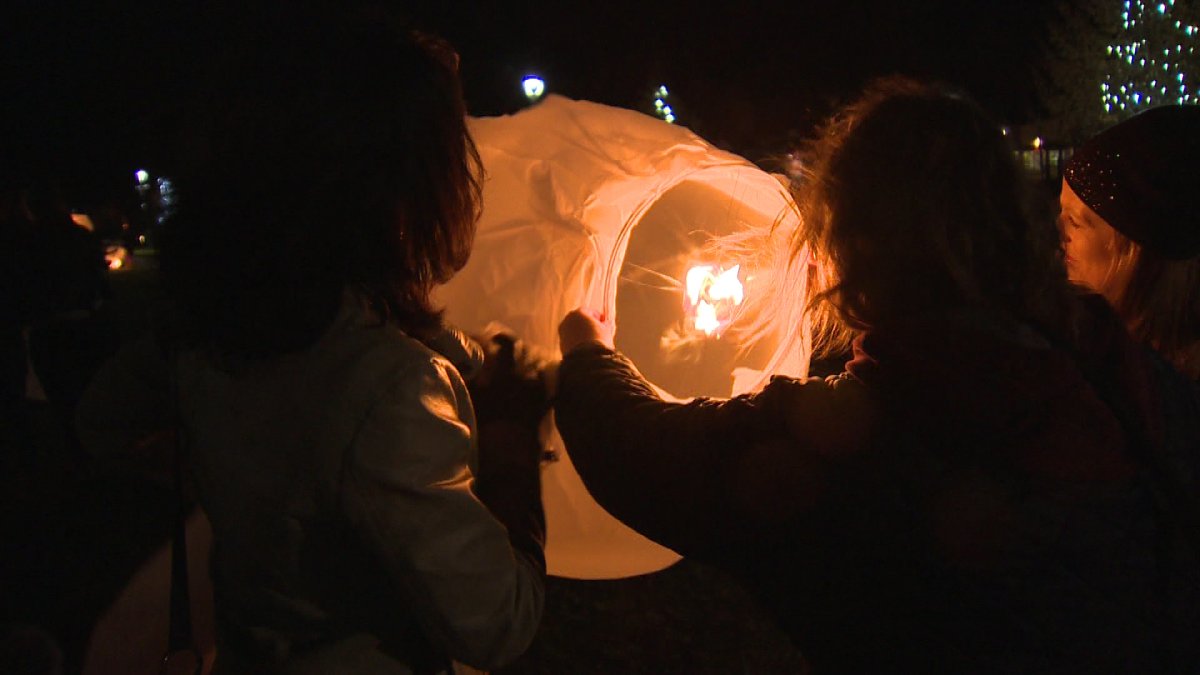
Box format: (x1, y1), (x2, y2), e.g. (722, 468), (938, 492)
(1101, 0), (1199, 116)
(651, 84), (677, 124)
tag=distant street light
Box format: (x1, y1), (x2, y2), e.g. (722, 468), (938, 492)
(135, 169), (150, 184)
(523, 75), (546, 102)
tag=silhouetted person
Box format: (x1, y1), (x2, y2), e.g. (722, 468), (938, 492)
(23, 178), (116, 443)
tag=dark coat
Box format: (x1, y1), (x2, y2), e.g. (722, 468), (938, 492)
(554, 297), (1200, 674)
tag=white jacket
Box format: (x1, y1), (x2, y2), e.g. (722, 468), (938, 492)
(77, 296), (544, 673)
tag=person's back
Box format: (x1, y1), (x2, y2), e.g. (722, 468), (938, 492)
(180, 298), (541, 671)
(737, 301), (1195, 672)
(553, 79), (1200, 673)
(556, 298), (1199, 672)
(74, 8), (546, 672)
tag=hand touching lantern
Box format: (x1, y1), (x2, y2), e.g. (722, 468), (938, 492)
(558, 308), (614, 355)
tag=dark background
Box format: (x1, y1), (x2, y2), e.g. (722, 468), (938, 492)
(3, 0), (1059, 206)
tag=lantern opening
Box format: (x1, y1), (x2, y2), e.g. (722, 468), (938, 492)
(610, 179), (797, 400)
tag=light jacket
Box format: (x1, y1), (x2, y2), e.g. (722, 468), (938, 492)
(77, 296), (545, 674)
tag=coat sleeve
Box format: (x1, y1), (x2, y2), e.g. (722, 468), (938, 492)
(553, 344), (873, 559)
(339, 354), (544, 671)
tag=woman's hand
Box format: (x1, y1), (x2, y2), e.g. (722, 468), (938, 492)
(558, 308), (614, 355)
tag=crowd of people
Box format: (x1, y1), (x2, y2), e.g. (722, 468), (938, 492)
(4, 4), (1198, 674)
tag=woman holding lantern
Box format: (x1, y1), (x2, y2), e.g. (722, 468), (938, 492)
(554, 78), (1200, 672)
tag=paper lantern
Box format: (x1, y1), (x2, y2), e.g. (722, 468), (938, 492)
(436, 96), (809, 579)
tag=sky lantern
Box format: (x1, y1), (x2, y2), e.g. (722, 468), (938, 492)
(436, 95), (810, 579)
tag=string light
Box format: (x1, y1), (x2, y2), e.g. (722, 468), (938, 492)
(651, 84), (678, 124)
(1102, 0), (1197, 117)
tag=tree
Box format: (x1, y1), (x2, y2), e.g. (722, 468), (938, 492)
(1038, 0), (1199, 144)
(1102, 0), (1200, 115)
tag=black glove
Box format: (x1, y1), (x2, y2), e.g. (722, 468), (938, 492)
(468, 332), (551, 432)
(467, 332), (550, 553)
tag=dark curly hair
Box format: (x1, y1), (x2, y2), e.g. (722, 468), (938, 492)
(160, 6), (481, 359)
(792, 77), (1075, 354)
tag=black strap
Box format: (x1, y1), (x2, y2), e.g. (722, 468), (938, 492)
(162, 349), (203, 675)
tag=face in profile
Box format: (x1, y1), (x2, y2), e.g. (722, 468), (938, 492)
(1058, 179), (1133, 301)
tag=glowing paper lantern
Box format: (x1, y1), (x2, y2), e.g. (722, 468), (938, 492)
(436, 96), (809, 579)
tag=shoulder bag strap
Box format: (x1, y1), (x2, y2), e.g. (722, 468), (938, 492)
(162, 347), (203, 675)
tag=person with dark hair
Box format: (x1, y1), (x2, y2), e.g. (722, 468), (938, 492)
(1060, 104), (1200, 380)
(553, 78), (1200, 672)
(76, 9), (545, 673)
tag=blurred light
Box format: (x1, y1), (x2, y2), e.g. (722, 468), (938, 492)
(654, 98), (664, 109)
(70, 213), (95, 231)
(135, 169), (149, 184)
(657, 85), (669, 97)
(522, 75), (545, 101)
(1032, 136), (1043, 150)
(138, 234), (147, 245)
(105, 245), (128, 271)
(664, 113), (676, 124)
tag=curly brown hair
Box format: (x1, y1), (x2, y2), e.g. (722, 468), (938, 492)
(791, 77), (1075, 355)
(160, 7), (481, 359)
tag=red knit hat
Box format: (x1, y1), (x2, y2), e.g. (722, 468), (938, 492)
(1064, 105), (1200, 260)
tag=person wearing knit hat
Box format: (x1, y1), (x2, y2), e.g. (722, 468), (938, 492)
(1061, 104), (1200, 380)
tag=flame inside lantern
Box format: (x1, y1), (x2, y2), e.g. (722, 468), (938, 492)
(105, 245), (128, 271)
(684, 264), (744, 337)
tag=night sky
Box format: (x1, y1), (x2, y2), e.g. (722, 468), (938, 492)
(3, 0), (1059, 206)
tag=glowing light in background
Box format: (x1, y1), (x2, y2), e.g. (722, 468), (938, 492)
(135, 169), (149, 184)
(1101, 0), (1196, 117)
(522, 75), (545, 101)
(70, 213), (95, 231)
(105, 245), (129, 271)
(684, 264), (744, 337)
